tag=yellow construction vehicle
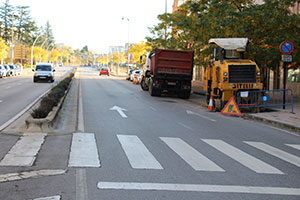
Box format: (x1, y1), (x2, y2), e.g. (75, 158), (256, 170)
(203, 38), (263, 110)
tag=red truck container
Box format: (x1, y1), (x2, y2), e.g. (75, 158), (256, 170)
(141, 48), (194, 99)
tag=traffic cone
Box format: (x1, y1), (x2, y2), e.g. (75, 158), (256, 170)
(208, 96), (213, 111)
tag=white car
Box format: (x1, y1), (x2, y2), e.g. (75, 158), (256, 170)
(0, 65), (7, 78)
(33, 63), (55, 82)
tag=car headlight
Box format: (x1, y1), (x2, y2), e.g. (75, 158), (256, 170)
(257, 72), (261, 75)
(224, 72), (227, 76)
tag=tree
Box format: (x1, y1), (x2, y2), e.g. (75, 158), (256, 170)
(128, 41), (152, 64)
(0, 37), (8, 62)
(0, 0), (14, 43)
(14, 6), (38, 45)
(50, 49), (61, 63)
(147, 0), (300, 69)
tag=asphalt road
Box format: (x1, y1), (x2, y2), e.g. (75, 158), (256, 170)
(0, 66), (75, 131)
(0, 66), (300, 200)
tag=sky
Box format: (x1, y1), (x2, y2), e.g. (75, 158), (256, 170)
(8, 0), (173, 54)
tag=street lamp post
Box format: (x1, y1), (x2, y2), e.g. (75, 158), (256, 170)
(122, 17), (130, 70)
(31, 31), (43, 70)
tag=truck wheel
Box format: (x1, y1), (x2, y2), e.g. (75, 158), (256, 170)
(141, 79), (148, 91)
(149, 80), (160, 96)
(178, 91), (190, 99)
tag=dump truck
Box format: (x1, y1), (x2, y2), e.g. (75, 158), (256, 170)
(140, 48), (194, 99)
(203, 38), (263, 110)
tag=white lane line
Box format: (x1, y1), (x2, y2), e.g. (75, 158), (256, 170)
(150, 107), (156, 111)
(68, 133), (100, 167)
(245, 142), (300, 168)
(203, 139), (283, 174)
(0, 169), (66, 183)
(77, 78), (84, 132)
(117, 135), (163, 169)
(97, 182), (300, 196)
(32, 195), (61, 200)
(0, 133), (46, 166)
(186, 110), (216, 122)
(0, 100), (2, 103)
(161, 137), (224, 172)
(178, 122), (193, 131)
(286, 144), (300, 151)
(76, 169), (89, 200)
(5, 86), (11, 89)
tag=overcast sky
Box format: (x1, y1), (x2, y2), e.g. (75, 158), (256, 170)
(9, 0), (173, 53)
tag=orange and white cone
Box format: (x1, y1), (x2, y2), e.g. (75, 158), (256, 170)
(208, 96), (213, 111)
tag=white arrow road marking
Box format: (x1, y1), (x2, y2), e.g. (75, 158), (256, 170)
(110, 106), (128, 118)
(186, 110), (216, 122)
(97, 182), (300, 196)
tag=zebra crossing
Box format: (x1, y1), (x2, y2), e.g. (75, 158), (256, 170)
(0, 133), (300, 175)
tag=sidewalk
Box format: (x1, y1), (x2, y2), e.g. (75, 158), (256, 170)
(191, 80), (300, 132)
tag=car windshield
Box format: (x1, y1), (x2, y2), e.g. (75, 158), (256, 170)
(36, 65), (51, 71)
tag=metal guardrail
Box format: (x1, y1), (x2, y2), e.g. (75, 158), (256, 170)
(237, 89), (294, 113)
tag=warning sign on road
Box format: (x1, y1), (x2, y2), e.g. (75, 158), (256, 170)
(221, 97), (241, 116)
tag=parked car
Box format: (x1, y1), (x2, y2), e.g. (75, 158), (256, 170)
(126, 69), (134, 80)
(3, 65), (10, 76)
(32, 63), (55, 82)
(99, 66), (109, 76)
(8, 65), (17, 76)
(15, 65), (22, 75)
(0, 65), (7, 78)
(132, 70), (142, 84)
(130, 70), (141, 82)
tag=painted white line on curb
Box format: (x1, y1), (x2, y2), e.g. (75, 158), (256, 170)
(97, 182), (300, 196)
(0, 169), (66, 183)
(32, 195), (61, 200)
(203, 139), (283, 174)
(161, 137), (224, 172)
(117, 135), (163, 169)
(0, 133), (46, 166)
(68, 133), (100, 167)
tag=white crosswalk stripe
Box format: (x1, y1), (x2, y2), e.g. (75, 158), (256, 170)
(117, 135), (163, 169)
(68, 133), (100, 167)
(203, 139), (283, 174)
(161, 137), (224, 172)
(0, 133), (46, 166)
(245, 141), (300, 168)
(286, 144), (300, 151)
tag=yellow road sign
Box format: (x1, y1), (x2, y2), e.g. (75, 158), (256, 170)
(221, 97), (241, 116)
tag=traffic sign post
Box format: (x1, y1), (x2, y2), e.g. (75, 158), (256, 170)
(279, 41), (293, 110)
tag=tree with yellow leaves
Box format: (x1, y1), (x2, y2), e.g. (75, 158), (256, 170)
(50, 49), (61, 63)
(0, 38), (8, 63)
(128, 41), (151, 65)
